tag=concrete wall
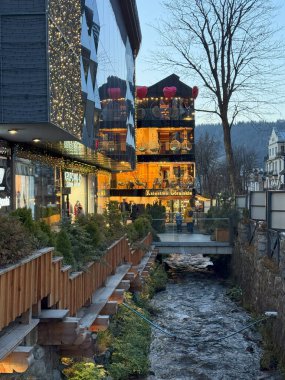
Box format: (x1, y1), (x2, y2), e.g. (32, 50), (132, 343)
(231, 223), (285, 365)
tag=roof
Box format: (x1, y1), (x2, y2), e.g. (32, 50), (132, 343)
(146, 74), (193, 98)
(273, 124), (285, 142)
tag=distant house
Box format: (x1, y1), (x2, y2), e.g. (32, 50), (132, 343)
(265, 125), (285, 189)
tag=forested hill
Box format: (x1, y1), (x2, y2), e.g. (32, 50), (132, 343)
(195, 120), (285, 166)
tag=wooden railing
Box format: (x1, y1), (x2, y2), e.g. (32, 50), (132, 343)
(0, 233), (152, 331)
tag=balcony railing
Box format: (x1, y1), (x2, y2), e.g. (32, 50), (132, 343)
(137, 142), (195, 156)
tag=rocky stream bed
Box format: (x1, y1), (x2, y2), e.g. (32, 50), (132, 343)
(146, 254), (284, 380)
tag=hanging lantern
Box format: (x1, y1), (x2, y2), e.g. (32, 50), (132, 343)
(108, 87), (121, 99)
(163, 86), (177, 98)
(136, 86), (148, 99)
(192, 86), (199, 99)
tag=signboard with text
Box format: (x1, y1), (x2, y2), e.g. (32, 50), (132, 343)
(0, 153), (11, 210)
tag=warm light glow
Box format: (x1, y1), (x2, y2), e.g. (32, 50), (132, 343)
(8, 129), (18, 135)
(32, 138), (41, 143)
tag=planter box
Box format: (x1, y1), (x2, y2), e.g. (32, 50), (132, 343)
(215, 228), (230, 242)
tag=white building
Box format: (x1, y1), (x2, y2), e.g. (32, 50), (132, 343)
(265, 125), (285, 189)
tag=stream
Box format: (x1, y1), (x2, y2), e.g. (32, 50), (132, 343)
(147, 255), (283, 380)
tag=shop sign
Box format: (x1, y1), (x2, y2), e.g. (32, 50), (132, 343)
(64, 172), (82, 187)
(145, 189), (193, 197)
(0, 168), (5, 191)
(0, 196), (10, 209)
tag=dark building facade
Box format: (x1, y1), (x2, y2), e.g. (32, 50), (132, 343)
(0, 0), (141, 216)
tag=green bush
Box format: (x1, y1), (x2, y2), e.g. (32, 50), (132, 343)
(126, 223), (139, 243)
(76, 214), (108, 255)
(64, 221), (95, 270)
(56, 229), (75, 267)
(137, 264), (168, 307)
(107, 296), (151, 380)
(63, 361), (107, 380)
(11, 207), (56, 249)
(103, 201), (125, 242)
(0, 214), (35, 266)
(206, 205), (240, 233)
(145, 203), (166, 233)
(133, 216), (152, 240)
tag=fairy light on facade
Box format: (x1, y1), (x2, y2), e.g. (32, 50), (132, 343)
(48, 0), (83, 139)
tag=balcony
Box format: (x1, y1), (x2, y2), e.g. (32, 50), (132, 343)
(137, 107), (195, 128)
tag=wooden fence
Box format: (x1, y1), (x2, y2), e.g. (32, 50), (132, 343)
(0, 233), (152, 331)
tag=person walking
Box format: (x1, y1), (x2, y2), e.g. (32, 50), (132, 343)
(175, 212), (183, 232)
(184, 203), (194, 233)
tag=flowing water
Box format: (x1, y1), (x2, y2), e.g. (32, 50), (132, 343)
(147, 257), (283, 380)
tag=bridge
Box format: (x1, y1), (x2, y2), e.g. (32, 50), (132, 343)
(153, 231), (233, 255)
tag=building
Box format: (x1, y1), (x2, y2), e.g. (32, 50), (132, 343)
(264, 124), (285, 189)
(110, 74), (198, 217)
(0, 0), (141, 217)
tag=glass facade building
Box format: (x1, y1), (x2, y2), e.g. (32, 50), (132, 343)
(0, 0), (141, 217)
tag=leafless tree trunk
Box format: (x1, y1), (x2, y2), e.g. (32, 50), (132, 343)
(195, 132), (221, 198)
(153, 0), (285, 194)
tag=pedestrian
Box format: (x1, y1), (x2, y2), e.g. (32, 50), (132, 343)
(130, 203), (138, 222)
(184, 203), (194, 233)
(175, 212), (183, 232)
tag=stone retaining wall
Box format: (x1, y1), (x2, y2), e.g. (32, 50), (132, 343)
(231, 223), (285, 365)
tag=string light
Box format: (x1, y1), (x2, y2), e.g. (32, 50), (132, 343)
(48, 0), (83, 139)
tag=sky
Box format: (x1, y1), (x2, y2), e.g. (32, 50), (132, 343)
(136, 0), (285, 123)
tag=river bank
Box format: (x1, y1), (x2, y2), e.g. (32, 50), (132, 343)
(146, 261), (283, 380)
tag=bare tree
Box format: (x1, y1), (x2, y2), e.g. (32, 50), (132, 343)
(153, 0), (285, 193)
(232, 145), (258, 193)
(195, 132), (221, 198)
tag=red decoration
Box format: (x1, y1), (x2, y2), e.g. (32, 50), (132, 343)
(192, 86), (199, 99)
(163, 86), (177, 98)
(136, 86), (148, 99)
(108, 87), (121, 99)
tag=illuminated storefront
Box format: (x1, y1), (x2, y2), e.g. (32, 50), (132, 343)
(111, 74), (198, 216)
(0, 142), (12, 213)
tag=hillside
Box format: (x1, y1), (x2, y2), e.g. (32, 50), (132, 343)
(195, 120), (285, 167)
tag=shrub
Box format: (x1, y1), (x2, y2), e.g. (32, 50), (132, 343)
(0, 214), (35, 266)
(145, 203), (166, 233)
(63, 361), (107, 380)
(206, 205), (240, 233)
(76, 214), (108, 255)
(56, 229), (75, 267)
(107, 296), (151, 380)
(125, 223), (139, 243)
(66, 222), (95, 270)
(103, 201), (125, 242)
(133, 216), (152, 240)
(11, 207), (56, 249)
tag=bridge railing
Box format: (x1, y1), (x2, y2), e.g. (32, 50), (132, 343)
(153, 217), (232, 243)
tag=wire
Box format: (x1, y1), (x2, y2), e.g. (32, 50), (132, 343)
(121, 302), (176, 338)
(210, 315), (270, 345)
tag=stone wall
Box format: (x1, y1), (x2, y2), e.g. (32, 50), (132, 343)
(231, 223), (285, 365)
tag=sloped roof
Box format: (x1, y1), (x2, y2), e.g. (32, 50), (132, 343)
(273, 124), (285, 142)
(146, 74), (193, 98)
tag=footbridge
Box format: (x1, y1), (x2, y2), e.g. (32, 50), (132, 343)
(154, 233), (232, 255)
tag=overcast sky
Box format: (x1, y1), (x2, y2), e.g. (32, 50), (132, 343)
(136, 0), (285, 123)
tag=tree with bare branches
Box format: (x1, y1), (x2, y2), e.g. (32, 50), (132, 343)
(154, 0), (285, 193)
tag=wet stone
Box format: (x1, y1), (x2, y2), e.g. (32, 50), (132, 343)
(147, 265), (282, 380)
